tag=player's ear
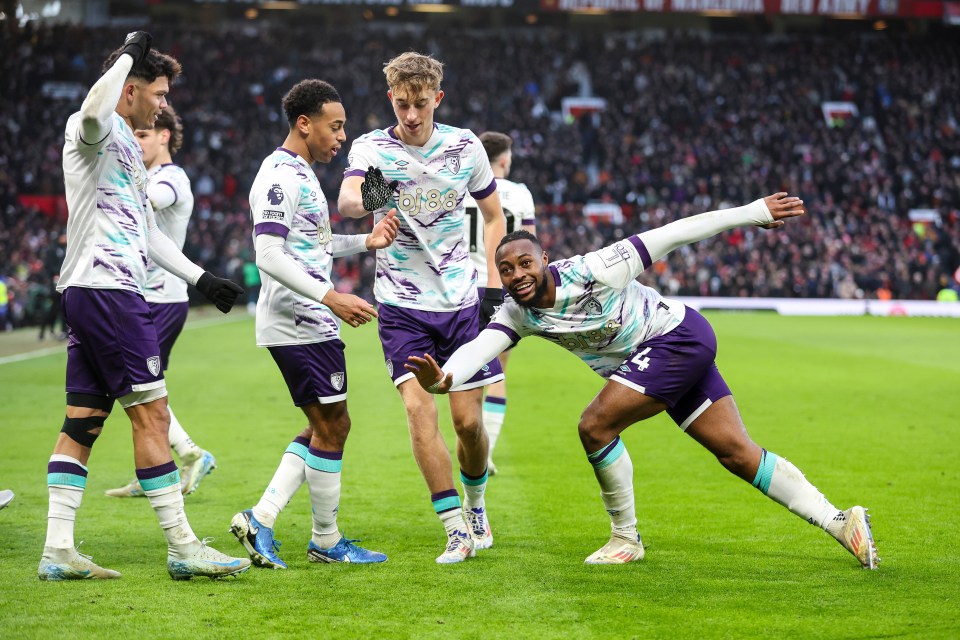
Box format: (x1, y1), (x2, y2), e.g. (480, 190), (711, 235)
(123, 81), (138, 105)
(296, 114), (311, 136)
(434, 90), (444, 107)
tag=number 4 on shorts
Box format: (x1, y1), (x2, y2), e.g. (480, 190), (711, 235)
(631, 347), (652, 371)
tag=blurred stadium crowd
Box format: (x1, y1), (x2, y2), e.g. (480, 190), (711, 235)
(1, 23), (958, 330)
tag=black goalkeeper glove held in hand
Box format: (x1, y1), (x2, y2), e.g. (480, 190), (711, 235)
(121, 31), (153, 67)
(361, 167), (399, 212)
(196, 272), (244, 314)
(479, 288), (504, 329)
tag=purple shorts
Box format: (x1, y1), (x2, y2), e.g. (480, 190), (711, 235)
(63, 287), (165, 400)
(608, 307), (732, 430)
(268, 340), (347, 406)
(378, 302), (504, 391)
(148, 301), (188, 371)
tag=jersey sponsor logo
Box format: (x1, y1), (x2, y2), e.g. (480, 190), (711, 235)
(330, 371), (345, 391)
(261, 209), (284, 220)
(444, 153), (461, 175)
(268, 184), (285, 206)
(396, 187), (459, 216)
(146, 356), (161, 377)
(598, 243), (631, 268)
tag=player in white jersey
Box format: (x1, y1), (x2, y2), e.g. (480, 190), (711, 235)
(229, 80), (399, 568)
(462, 131), (536, 476)
(40, 32), (250, 581)
(339, 52), (507, 563)
(105, 104), (217, 500)
(407, 193), (879, 570)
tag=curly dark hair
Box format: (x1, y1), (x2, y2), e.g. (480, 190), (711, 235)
(281, 79), (342, 126)
(155, 103), (184, 156)
(102, 47), (182, 85)
(496, 229), (541, 254)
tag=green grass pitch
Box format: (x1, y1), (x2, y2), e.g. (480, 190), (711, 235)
(0, 312), (958, 639)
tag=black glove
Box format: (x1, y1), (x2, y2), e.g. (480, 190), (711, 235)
(196, 272), (244, 314)
(121, 31), (153, 67)
(479, 288), (504, 329)
(360, 167), (399, 212)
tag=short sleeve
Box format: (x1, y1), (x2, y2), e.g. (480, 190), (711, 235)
(582, 237), (651, 290)
(485, 299), (527, 345)
(466, 133), (496, 199)
(251, 173), (300, 239)
(344, 137), (380, 179)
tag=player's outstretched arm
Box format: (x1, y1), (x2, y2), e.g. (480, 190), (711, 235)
(639, 192), (804, 264)
(78, 31), (152, 145)
(330, 209), (400, 257)
(405, 329), (513, 393)
(339, 169), (399, 219)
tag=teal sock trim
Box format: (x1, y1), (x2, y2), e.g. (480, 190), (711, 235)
(140, 470), (181, 492)
(482, 402), (506, 415)
(47, 473), (86, 489)
(306, 453), (342, 473)
(460, 470), (488, 486)
(751, 449), (778, 495)
(432, 496), (461, 514)
(285, 441), (309, 460)
(587, 437), (625, 470)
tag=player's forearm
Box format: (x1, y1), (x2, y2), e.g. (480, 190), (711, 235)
(638, 198), (773, 265)
(330, 234), (368, 258)
(147, 221), (204, 285)
(440, 330), (512, 389)
(255, 234), (332, 303)
(79, 54), (133, 144)
(337, 179), (369, 219)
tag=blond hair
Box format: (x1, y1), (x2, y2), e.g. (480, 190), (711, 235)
(383, 52), (443, 97)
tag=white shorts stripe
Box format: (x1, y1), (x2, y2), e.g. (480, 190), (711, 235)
(679, 399), (712, 431)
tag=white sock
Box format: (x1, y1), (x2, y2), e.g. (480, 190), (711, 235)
(482, 396), (506, 457)
(305, 447), (342, 548)
(45, 454), (87, 550)
(589, 440), (638, 538)
(756, 450), (840, 530)
(252, 445), (307, 529)
(440, 509), (467, 537)
(460, 469), (488, 510)
(167, 406), (201, 460)
(140, 470), (200, 556)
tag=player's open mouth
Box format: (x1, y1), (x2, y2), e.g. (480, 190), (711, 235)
(512, 280), (535, 296)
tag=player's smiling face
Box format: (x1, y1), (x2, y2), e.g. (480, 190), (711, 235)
(388, 87), (443, 146)
(497, 239), (551, 308)
(304, 102), (346, 164)
(131, 77), (169, 131)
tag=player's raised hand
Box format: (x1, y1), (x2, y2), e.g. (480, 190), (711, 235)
(195, 272), (244, 314)
(361, 167), (399, 212)
(323, 290), (377, 328)
(121, 31), (153, 67)
(365, 208), (400, 250)
(758, 192), (806, 229)
(404, 353), (453, 394)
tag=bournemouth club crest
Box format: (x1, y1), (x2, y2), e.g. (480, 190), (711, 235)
(444, 153), (461, 175)
(146, 356), (161, 377)
(330, 372), (345, 391)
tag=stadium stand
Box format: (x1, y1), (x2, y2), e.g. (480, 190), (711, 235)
(1, 24), (958, 327)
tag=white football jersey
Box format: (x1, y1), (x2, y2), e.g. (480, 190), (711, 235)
(463, 178), (536, 283)
(143, 164), (194, 303)
(250, 148), (341, 347)
(345, 123), (496, 311)
(487, 236), (685, 377)
(58, 112), (151, 294)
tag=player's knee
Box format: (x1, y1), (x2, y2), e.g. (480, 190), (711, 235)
(61, 415), (107, 448)
(715, 445), (755, 476)
(452, 416), (483, 441)
(577, 411), (608, 449)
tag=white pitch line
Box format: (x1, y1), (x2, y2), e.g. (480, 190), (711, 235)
(0, 312), (250, 366)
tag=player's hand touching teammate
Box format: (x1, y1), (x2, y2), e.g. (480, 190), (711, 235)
(322, 291), (378, 329)
(361, 167), (399, 212)
(758, 192), (806, 229)
(365, 209), (400, 249)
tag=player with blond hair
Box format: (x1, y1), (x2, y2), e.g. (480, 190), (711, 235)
(339, 52), (507, 563)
